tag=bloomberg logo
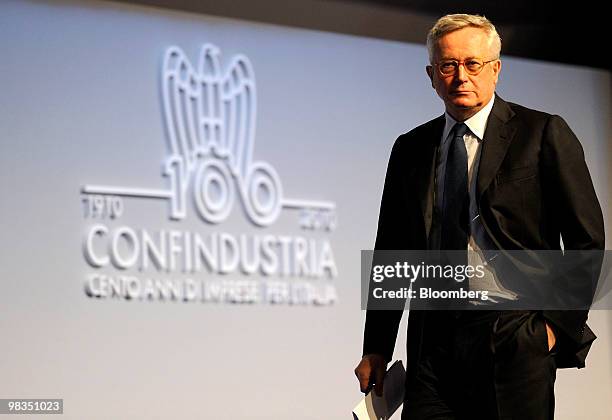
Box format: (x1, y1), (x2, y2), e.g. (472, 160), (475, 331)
(81, 44), (338, 305)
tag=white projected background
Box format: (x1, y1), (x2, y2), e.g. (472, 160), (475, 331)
(0, 1), (610, 419)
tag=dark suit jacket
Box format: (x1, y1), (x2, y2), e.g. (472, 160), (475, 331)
(363, 95), (605, 376)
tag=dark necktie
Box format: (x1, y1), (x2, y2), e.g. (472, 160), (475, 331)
(441, 122), (470, 250)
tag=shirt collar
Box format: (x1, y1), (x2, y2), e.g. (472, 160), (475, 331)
(441, 94), (496, 145)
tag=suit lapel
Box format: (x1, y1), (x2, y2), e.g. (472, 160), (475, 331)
(476, 96), (516, 199)
(417, 115), (445, 238)
(414, 96), (514, 239)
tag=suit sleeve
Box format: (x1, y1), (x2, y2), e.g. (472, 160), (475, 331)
(362, 138), (407, 362)
(540, 114), (605, 368)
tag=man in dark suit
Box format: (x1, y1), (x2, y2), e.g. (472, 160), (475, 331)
(354, 13), (604, 419)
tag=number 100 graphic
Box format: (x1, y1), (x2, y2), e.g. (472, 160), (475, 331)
(83, 44), (335, 227)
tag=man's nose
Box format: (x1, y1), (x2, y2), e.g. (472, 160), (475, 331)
(454, 64), (469, 83)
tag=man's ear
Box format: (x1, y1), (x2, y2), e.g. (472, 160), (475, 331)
(426, 65), (434, 88)
(491, 59), (502, 85)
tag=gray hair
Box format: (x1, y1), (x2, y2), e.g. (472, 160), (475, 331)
(426, 14), (501, 63)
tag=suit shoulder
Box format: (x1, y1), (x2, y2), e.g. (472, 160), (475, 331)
(505, 100), (555, 123)
(503, 100), (575, 135)
(392, 116), (443, 151)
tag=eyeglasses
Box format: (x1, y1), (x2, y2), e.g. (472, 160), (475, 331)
(433, 58), (498, 76)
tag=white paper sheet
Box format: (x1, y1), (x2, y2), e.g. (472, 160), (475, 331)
(352, 360), (406, 420)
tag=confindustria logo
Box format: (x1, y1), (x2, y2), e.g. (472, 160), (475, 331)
(80, 44), (338, 305)
(84, 44), (335, 226)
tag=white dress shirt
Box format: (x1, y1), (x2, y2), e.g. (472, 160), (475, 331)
(431, 95), (518, 303)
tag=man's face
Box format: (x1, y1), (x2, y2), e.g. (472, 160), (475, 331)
(426, 27), (501, 120)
